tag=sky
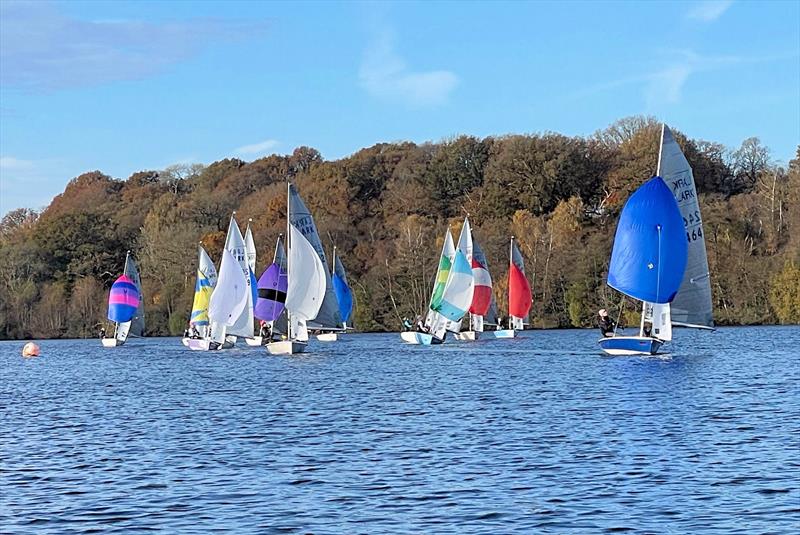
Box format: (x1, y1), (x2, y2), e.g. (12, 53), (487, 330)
(1, 0), (798, 215)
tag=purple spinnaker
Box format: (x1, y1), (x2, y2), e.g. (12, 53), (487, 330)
(254, 263), (288, 321)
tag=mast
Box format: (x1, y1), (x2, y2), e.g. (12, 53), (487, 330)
(331, 245), (337, 277)
(656, 123), (666, 176)
(273, 233), (282, 264)
(509, 236), (514, 325)
(286, 181), (292, 341)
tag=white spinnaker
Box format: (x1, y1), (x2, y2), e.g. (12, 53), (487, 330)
(658, 125), (713, 328)
(224, 217), (255, 337)
(208, 248), (249, 330)
(285, 223), (326, 321)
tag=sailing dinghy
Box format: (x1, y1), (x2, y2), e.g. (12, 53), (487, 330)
(102, 251), (144, 347)
(493, 237), (531, 338)
(317, 245), (355, 342)
(186, 215), (251, 351)
(402, 218), (474, 344)
(400, 228), (455, 345)
(598, 177), (688, 355)
(266, 184), (327, 355)
(455, 232), (492, 341)
(182, 244), (217, 347)
(285, 184), (343, 342)
(250, 235), (288, 346)
(599, 124), (714, 355)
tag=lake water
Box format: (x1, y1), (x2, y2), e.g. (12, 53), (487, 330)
(1, 327), (798, 533)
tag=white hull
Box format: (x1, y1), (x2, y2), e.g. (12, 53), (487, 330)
(181, 337), (190, 347)
(101, 337), (122, 348)
(598, 336), (664, 356)
(454, 331), (480, 341)
(492, 329), (515, 339)
(316, 332), (338, 342)
(185, 338), (235, 351)
(266, 340), (307, 355)
(399, 331), (444, 345)
(245, 336), (264, 347)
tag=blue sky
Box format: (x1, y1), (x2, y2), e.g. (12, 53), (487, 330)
(1, 0), (798, 215)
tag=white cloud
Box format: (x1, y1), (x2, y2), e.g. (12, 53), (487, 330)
(0, 1), (268, 91)
(235, 139), (279, 155)
(359, 29), (458, 107)
(687, 1), (733, 22)
(0, 156), (34, 170)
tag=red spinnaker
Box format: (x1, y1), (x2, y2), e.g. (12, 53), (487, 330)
(508, 262), (531, 318)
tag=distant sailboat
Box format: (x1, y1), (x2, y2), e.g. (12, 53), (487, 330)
(317, 245), (354, 342)
(287, 184), (343, 341)
(494, 237), (531, 338)
(455, 232), (492, 341)
(249, 234), (288, 346)
(102, 251), (144, 347)
(186, 215), (251, 351)
(598, 177), (688, 355)
(266, 183), (327, 355)
(400, 228), (455, 345)
(402, 218), (474, 344)
(181, 245), (217, 347)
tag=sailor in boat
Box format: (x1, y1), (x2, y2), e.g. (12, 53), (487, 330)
(598, 309), (616, 337)
(183, 325), (191, 338)
(415, 315), (428, 333)
(259, 321), (272, 343)
(190, 324), (201, 339)
(402, 317), (413, 331)
(99, 327), (106, 339)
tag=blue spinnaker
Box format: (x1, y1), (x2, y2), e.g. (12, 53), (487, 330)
(607, 176), (688, 304)
(332, 272), (353, 324)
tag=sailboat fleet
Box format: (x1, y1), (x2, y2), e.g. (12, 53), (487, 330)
(101, 123), (713, 356)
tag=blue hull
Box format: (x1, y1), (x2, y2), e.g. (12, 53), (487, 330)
(598, 336), (663, 356)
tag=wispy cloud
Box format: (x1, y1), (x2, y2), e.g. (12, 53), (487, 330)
(235, 139), (279, 155)
(0, 1), (268, 91)
(359, 28), (458, 108)
(686, 1), (733, 22)
(570, 50), (795, 109)
(0, 156), (35, 171)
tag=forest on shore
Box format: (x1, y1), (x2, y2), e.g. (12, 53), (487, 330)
(1, 116), (799, 340)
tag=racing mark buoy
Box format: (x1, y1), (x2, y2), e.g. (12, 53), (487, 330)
(22, 342), (40, 357)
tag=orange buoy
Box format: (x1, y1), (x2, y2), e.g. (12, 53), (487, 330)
(22, 342), (40, 357)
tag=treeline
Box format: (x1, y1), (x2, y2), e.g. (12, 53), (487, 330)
(1, 116), (798, 339)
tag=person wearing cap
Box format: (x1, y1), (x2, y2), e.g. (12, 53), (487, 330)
(598, 309), (616, 337)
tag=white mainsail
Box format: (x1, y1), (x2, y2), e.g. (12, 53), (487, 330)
(244, 221), (258, 336)
(208, 248), (249, 343)
(285, 223), (327, 323)
(224, 215), (255, 338)
(657, 124), (714, 328)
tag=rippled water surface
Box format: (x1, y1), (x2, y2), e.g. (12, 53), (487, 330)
(2, 327), (799, 533)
